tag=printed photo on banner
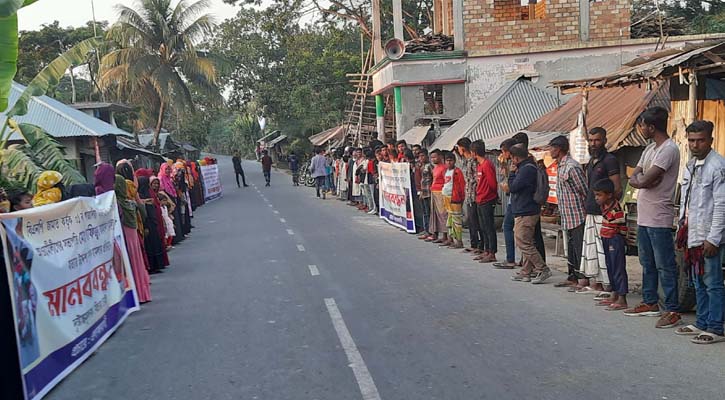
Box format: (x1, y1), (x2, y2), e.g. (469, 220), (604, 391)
(0, 192), (140, 400)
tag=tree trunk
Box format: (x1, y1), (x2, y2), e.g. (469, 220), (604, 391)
(154, 101), (166, 151)
(69, 66), (77, 104)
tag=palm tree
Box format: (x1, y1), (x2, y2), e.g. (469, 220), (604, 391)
(99, 0), (219, 148)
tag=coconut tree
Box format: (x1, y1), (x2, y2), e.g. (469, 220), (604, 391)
(99, 0), (220, 149)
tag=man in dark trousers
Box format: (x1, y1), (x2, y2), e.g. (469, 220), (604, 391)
(232, 151), (249, 188)
(261, 150), (273, 186)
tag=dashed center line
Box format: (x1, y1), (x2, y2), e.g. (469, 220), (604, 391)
(280, 218), (286, 223)
(287, 229), (294, 235)
(324, 298), (381, 400)
(296, 244), (305, 252)
(273, 210), (280, 214)
(308, 265), (319, 276)
(268, 204), (273, 208)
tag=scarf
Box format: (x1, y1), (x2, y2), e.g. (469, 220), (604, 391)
(139, 176), (166, 239)
(158, 164), (177, 198)
(95, 163), (116, 195)
(676, 223), (705, 277)
(33, 171), (63, 206)
(115, 175), (137, 229)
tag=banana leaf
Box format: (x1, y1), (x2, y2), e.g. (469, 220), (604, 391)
(0, 13), (18, 112)
(6, 36), (101, 118)
(17, 123), (86, 185)
(0, 0), (38, 17)
(0, 144), (42, 192)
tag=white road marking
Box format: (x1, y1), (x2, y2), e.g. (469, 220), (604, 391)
(268, 204), (273, 208)
(273, 210), (280, 214)
(308, 265), (319, 276)
(287, 229), (294, 235)
(280, 218), (286, 223)
(324, 298), (381, 400)
(297, 244), (305, 252)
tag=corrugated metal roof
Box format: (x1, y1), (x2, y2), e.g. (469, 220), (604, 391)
(432, 78), (559, 151)
(526, 83), (670, 151)
(398, 125), (430, 146)
(0, 82), (132, 140)
(257, 130), (280, 143)
(267, 134), (288, 147)
(116, 136), (166, 160)
(552, 41), (725, 91)
(309, 125), (345, 146)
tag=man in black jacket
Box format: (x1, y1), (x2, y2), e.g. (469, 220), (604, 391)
(509, 144), (551, 284)
(232, 151), (249, 188)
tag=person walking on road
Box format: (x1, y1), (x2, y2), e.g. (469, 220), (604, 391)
(625, 106), (682, 329)
(310, 147), (328, 199)
(261, 150), (273, 187)
(674, 120), (725, 344)
(288, 151), (300, 186)
(232, 151), (249, 188)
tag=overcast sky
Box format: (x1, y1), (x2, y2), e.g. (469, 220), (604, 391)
(17, 0), (242, 31)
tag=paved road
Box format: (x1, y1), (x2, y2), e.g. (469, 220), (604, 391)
(49, 157), (725, 400)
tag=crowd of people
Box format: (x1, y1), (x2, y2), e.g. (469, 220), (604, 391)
(306, 106), (725, 345)
(0, 158), (211, 305)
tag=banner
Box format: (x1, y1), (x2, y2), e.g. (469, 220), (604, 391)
(1, 192), (140, 400)
(200, 164), (223, 201)
(378, 162), (416, 233)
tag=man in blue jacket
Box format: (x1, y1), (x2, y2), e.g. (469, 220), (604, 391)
(509, 144), (551, 284)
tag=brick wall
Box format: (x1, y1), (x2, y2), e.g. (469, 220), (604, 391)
(463, 0), (631, 53)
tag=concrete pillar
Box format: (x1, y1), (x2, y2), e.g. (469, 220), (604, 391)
(372, 0), (384, 62)
(393, 0), (404, 41)
(394, 87), (403, 140)
(453, 0), (464, 50)
(579, 0), (590, 42)
(376, 95), (386, 142)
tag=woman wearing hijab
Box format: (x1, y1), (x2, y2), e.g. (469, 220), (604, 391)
(137, 176), (169, 273)
(151, 176), (176, 249)
(32, 171), (65, 206)
(158, 163), (185, 244)
(95, 163), (116, 195)
(114, 175), (151, 302)
(174, 162), (192, 236)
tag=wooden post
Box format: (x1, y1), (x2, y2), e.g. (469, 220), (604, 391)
(688, 71), (697, 124)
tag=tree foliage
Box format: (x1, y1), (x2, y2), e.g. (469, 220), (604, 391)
(212, 1), (361, 140)
(100, 0), (220, 147)
(632, 0), (725, 38)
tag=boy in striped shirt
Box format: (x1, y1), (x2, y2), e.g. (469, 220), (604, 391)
(593, 178), (629, 311)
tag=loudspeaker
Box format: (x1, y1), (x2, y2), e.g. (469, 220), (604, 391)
(384, 38), (405, 60)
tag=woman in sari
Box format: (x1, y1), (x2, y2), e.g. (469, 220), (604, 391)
(174, 162), (192, 235)
(113, 175), (151, 303)
(137, 176), (169, 273)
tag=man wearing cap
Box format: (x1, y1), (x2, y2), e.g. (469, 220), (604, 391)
(549, 135), (588, 290)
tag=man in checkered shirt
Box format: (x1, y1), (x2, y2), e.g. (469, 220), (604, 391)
(549, 135), (588, 288)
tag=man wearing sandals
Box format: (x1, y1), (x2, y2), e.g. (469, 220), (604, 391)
(625, 107), (682, 328)
(548, 136), (589, 291)
(674, 120), (725, 344)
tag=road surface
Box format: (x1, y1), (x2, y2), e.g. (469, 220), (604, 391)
(48, 156), (725, 400)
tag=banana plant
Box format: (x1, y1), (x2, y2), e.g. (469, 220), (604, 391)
(0, 0), (38, 112)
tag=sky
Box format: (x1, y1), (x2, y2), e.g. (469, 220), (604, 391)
(17, 0), (242, 31)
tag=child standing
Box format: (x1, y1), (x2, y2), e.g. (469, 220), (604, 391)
(441, 152), (466, 249)
(593, 178), (629, 311)
(417, 149), (433, 239)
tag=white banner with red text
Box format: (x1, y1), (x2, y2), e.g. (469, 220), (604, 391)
(378, 162), (416, 233)
(1, 192), (140, 400)
(200, 164), (223, 201)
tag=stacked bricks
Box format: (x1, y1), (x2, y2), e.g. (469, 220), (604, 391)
(463, 0), (631, 53)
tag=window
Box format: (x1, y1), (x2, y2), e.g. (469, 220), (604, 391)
(493, 0), (546, 22)
(423, 85), (444, 115)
